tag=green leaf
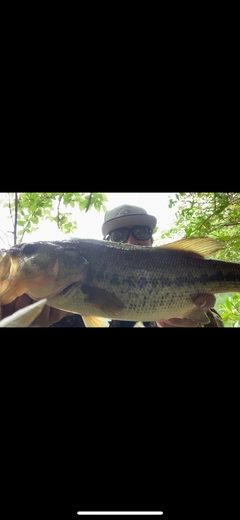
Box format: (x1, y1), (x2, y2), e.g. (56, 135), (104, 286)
(225, 298), (233, 311)
(219, 312), (230, 319)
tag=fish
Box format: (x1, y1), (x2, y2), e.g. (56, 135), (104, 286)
(0, 237), (240, 327)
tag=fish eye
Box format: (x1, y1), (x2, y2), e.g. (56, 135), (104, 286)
(9, 244), (23, 256)
(21, 244), (38, 255)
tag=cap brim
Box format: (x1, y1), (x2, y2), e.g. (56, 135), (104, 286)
(102, 214), (157, 236)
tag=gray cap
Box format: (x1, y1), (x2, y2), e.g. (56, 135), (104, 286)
(102, 204), (157, 237)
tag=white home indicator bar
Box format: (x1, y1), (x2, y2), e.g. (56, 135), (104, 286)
(77, 513), (163, 516)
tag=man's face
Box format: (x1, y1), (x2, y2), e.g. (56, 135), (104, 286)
(123, 228), (152, 246)
(106, 226), (153, 247)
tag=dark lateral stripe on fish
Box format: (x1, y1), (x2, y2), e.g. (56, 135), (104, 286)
(112, 271), (240, 290)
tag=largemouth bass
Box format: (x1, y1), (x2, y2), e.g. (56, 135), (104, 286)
(0, 237), (240, 326)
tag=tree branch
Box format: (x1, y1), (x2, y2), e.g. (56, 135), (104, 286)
(208, 220), (240, 232)
(85, 193), (93, 213)
(57, 196), (63, 228)
(195, 201), (235, 232)
(8, 193), (14, 228)
(14, 193), (18, 245)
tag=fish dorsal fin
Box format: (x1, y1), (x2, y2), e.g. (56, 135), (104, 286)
(82, 315), (111, 327)
(158, 237), (224, 258)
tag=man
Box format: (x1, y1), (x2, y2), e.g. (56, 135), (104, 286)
(0, 204), (223, 327)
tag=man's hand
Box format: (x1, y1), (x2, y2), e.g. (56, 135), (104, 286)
(0, 294), (73, 327)
(156, 294), (216, 328)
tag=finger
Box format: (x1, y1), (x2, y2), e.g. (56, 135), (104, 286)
(157, 318), (199, 328)
(30, 305), (71, 327)
(193, 294), (216, 310)
(30, 304), (51, 326)
(45, 307), (70, 327)
(0, 299), (47, 327)
(1, 294), (33, 319)
(14, 294), (34, 311)
(1, 295), (70, 327)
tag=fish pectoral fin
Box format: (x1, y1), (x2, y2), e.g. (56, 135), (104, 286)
(133, 321), (145, 327)
(82, 285), (124, 317)
(0, 298), (47, 327)
(82, 315), (111, 327)
(184, 308), (210, 324)
(158, 237), (224, 258)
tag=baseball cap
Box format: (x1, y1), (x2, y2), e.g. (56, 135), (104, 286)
(102, 204), (157, 237)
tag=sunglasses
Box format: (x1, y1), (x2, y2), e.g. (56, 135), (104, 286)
(106, 226), (153, 243)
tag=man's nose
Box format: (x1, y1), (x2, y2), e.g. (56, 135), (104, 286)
(126, 233), (139, 245)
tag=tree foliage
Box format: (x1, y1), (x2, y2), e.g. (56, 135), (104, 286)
(158, 192), (240, 327)
(0, 192), (108, 245)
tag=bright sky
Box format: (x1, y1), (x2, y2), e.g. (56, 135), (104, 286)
(0, 193), (178, 246)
